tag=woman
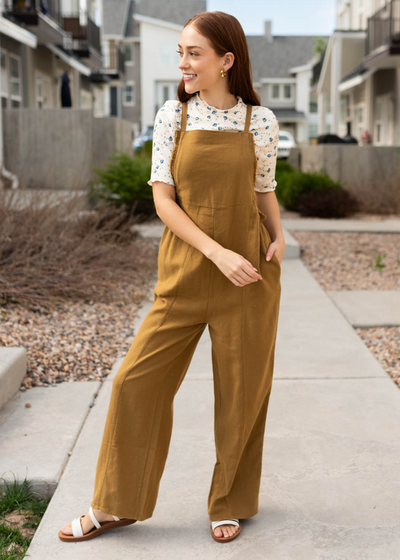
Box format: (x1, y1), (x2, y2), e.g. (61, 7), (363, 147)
(59, 10), (285, 544)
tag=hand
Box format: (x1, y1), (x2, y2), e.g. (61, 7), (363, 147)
(266, 239), (285, 265)
(210, 247), (262, 287)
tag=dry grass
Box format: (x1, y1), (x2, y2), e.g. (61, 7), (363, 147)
(0, 189), (158, 312)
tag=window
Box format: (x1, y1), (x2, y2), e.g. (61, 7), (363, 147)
(284, 85), (291, 98)
(102, 41), (110, 67)
(36, 76), (43, 108)
(340, 93), (350, 123)
(271, 83), (293, 101)
(1, 49), (8, 105)
(123, 43), (133, 64)
(10, 54), (21, 103)
(355, 104), (364, 139)
(160, 44), (173, 65)
(308, 123), (318, 138)
(123, 81), (135, 106)
(35, 72), (52, 108)
(358, 0), (365, 29)
(309, 100), (318, 113)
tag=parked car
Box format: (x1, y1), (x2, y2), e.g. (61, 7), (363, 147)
(133, 125), (154, 150)
(277, 130), (296, 159)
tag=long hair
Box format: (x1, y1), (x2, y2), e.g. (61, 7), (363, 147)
(176, 11), (261, 107)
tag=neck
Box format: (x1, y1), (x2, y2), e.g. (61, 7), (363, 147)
(197, 90), (238, 110)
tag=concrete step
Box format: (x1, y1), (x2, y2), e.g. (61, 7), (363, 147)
(0, 379), (101, 499)
(327, 290), (400, 327)
(0, 347), (26, 412)
(282, 218), (400, 232)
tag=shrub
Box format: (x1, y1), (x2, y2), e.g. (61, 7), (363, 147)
(136, 139), (153, 157)
(277, 168), (342, 211)
(0, 190), (157, 311)
(297, 188), (359, 218)
(274, 160), (296, 205)
(276, 160), (296, 175)
(90, 150), (154, 215)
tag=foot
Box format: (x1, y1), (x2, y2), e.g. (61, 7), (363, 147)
(213, 522), (240, 538)
(60, 508), (121, 536)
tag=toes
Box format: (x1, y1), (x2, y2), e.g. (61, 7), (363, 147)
(222, 526), (230, 537)
(61, 523), (72, 535)
(213, 523), (239, 538)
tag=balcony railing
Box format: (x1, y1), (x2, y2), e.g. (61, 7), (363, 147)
(367, 0), (400, 54)
(63, 12), (101, 56)
(103, 43), (125, 75)
(3, 0), (62, 27)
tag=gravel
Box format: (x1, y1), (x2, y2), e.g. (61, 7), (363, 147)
(1, 209), (399, 392)
(289, 231), (400, 290)
(355, 326), (400, 389)
(0, 237), (159, 390)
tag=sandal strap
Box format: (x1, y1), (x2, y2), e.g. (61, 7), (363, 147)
(71, 515), (84, 537)
(211, 519), (239, 531)
(89, 507), (101, 529)
(112, 515), (120, 521)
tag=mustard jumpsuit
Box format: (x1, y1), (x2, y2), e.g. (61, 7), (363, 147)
(91, 100), (282, 522)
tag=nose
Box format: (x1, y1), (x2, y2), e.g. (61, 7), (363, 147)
(178, 53), (190, 70)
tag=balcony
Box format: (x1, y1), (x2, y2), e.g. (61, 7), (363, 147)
(365, 0), (400, 66)
(3, 0), (66, 44)
(102, 43), (125, 79)
(62, 11), (102, 69)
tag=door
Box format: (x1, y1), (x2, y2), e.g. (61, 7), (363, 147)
(375, 93), (394, 146)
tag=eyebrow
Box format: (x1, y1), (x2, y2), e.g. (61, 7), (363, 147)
(177, 44), (204, 49)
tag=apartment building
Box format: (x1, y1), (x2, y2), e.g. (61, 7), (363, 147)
(0, 0), (104, 112)
(317, 0), (400, 144)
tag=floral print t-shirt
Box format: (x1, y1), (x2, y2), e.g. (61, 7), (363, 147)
(147, 92), (279, 192)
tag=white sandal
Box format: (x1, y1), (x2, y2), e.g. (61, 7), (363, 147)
(210, 518), (241, 542)
(58, 506), (137, 542)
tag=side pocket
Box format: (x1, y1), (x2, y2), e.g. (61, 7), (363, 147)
(257, 208), (267, 221)
(261, 222), (281, 268)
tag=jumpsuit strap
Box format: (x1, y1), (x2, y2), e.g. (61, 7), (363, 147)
(244, 103), (252, 133)
(181, 101), (188, 132)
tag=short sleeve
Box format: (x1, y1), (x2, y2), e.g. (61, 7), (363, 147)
(147, 100), (181, 187)
(251, 108), (279, 192)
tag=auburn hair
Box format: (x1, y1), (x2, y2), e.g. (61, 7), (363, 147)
(176, 11), (261, 107)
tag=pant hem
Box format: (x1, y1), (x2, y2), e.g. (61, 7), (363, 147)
(91, 501), (152, 522)
(209, 510), (258, 522)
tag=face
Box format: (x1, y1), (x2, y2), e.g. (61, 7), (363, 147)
(177, 24), (234, 94)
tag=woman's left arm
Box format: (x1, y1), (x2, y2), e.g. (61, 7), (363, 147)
(256, 191), (285, 264)
(253, 109), (285, 264)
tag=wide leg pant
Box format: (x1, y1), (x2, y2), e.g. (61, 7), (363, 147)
(91, 242), (281, 522)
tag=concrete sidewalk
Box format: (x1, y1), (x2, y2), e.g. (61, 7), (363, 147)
(282, 217), (400, 232)
(26, 257), (400, 559)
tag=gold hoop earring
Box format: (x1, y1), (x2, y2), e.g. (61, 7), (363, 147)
(220, 69), (227, 78)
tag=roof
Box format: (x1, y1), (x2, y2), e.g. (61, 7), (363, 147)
(247, 35), (330, 80)
(102, 0), (130, 36)
(340, 62), (369, 83)
(128, 0), (206, 36)
(272, 108), (306, 121)
(104, 0), (207, 38)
